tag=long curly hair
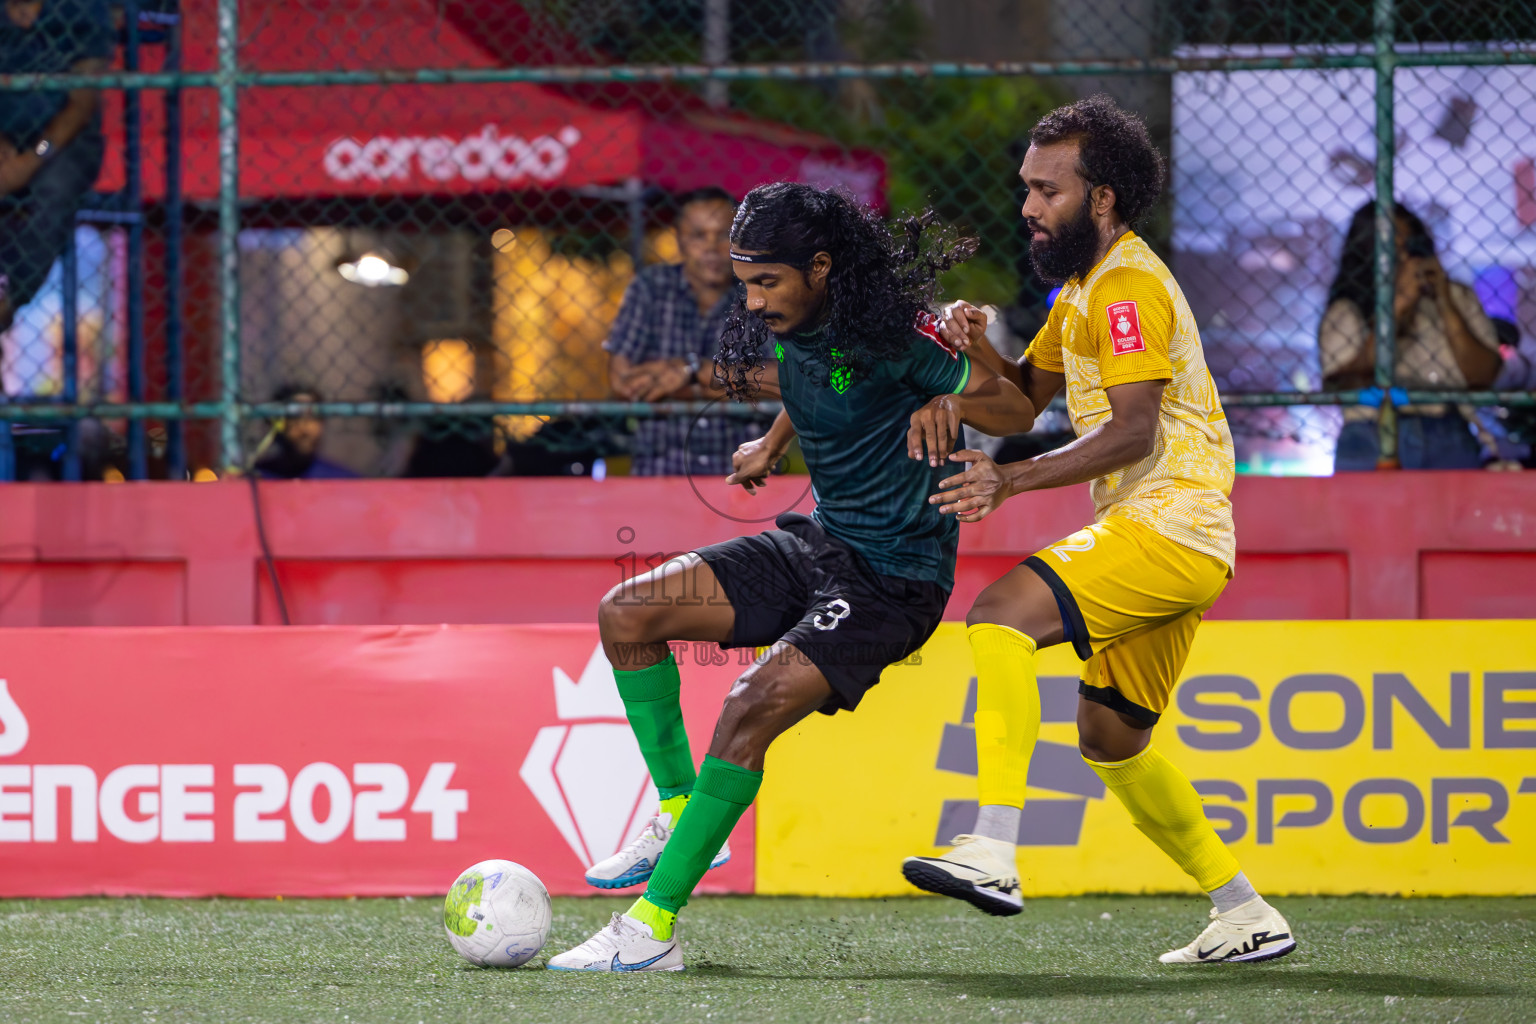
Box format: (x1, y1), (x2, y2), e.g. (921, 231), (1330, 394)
(1328, 200), (1430, 319)
(716, 183), (978, 399)
(1030, 94), (1165, 230)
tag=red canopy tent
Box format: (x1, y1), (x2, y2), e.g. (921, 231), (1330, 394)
(97, 0), (885, 206)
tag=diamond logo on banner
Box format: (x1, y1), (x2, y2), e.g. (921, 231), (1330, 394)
(518, 644), (657, 867)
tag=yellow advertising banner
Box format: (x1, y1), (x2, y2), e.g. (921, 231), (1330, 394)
(756, 621), (1536, 897)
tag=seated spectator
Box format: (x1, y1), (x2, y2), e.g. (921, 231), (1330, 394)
(255, 385), (358, 480)
(605, 186), (770, 476)
(1492, 316), (1535, 392)
(401, 415), (507, 478)
(0, 0), (112, 333)
(1480, 317), (1536, 468)
(1320, 201), (1502, 471)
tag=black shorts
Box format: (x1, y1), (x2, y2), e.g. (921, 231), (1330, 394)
(695, 512), (950, 714)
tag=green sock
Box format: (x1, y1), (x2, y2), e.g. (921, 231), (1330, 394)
(659, 793), (690, 823)
(642, 755), (762, 919)
(614, 654), (695, 800)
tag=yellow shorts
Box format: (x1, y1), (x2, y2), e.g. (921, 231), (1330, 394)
(1023, 516), (1230, 723)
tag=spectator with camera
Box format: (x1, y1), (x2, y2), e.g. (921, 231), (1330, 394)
(1320, 201), (1501, 471)
(254, 384), (358, 480)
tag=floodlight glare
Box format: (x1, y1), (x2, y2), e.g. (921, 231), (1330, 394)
(338, 250), (409, 287)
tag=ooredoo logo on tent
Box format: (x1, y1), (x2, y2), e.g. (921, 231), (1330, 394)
(323, 124), (583, 185)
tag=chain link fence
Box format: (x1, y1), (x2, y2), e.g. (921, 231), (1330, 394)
(0, 0), (1532, 480)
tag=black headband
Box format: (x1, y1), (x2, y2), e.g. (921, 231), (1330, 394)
(729, 249), (819, 266)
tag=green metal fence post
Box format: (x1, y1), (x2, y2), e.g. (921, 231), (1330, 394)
(1372, 0), (1398, 467)
(216, 0), (241, 472)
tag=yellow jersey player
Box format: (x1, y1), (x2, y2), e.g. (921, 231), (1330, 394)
(900, 96), (1296, 964)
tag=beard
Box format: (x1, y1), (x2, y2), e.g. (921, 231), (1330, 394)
(1027, 194), (1100, 285)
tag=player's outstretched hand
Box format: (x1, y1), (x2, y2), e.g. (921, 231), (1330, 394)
(937, 300), (988, 353)
(931, 449), (1010, 522)
(727, 435), (783, 495)
(909, 394), (962, 467)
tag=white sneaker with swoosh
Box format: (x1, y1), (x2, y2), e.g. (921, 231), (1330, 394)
(901, 834), (1023, 916)
(1160, 897), (1296, 964)
(584, 811), (731, 889)
(546, 912), (685, 972)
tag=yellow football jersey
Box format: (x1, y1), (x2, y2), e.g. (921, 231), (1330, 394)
(1023, 232), (1236, 569)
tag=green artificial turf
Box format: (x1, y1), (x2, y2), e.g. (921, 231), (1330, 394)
(1, 895), (1531, 1023)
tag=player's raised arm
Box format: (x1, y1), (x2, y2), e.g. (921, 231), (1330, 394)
(907, 367), (1034, 468)
(936, 302), (1019, 387)
(932, 378), (1165, 520)
(1007, 377), (1164, 493)
(902, 311), (1036, 466)
(937, 300), (1066, 415)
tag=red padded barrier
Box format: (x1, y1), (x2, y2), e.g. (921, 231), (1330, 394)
(0, 472), (1533, 626)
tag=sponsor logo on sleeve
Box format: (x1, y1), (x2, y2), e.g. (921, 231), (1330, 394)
(1106, 300), (1146, 355)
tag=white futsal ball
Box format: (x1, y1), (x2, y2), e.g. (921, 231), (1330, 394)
(443, 859), (552, 967)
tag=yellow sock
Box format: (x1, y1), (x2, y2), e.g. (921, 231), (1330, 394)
(1086, 745), (1240, 891)
(627, 895), (676, 941)
(659, 793), (690, 824)
(968, 623), (1040, 809)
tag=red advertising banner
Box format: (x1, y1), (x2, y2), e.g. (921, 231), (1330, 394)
(0, 626), (755, 898)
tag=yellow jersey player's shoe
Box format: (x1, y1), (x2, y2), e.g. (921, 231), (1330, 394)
(1159, 897), (1296, 964)
(546, 913), (685, 972)
(901, 834), (1022, 917)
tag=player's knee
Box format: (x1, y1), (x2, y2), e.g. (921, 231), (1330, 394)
(1079, 729), (1145, 763)
(965, 585), (1012, 629)
(1076, 703), (1151, 763)
(718, 673), (785, 731)
(1077, 731), (1121, 763)
(597, 585), (659, 643)
(714, 673), (796, 761)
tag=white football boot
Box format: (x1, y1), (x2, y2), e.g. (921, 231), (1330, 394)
(546, 912), (685, 972)
(1160, 897), (1297, 964)
(901, 834), (1023, 917)
(584, 811), (730, 889)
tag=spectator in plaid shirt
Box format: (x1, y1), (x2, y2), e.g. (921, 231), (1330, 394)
(606, 187), (770, 476)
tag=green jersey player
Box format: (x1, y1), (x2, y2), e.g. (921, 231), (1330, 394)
(548, 183), (1036, 972)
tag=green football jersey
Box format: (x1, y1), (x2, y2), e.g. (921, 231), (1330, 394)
(775, 325), (972, 590)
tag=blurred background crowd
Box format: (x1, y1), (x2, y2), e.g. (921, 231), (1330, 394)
(1, 0), (1533, 482)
